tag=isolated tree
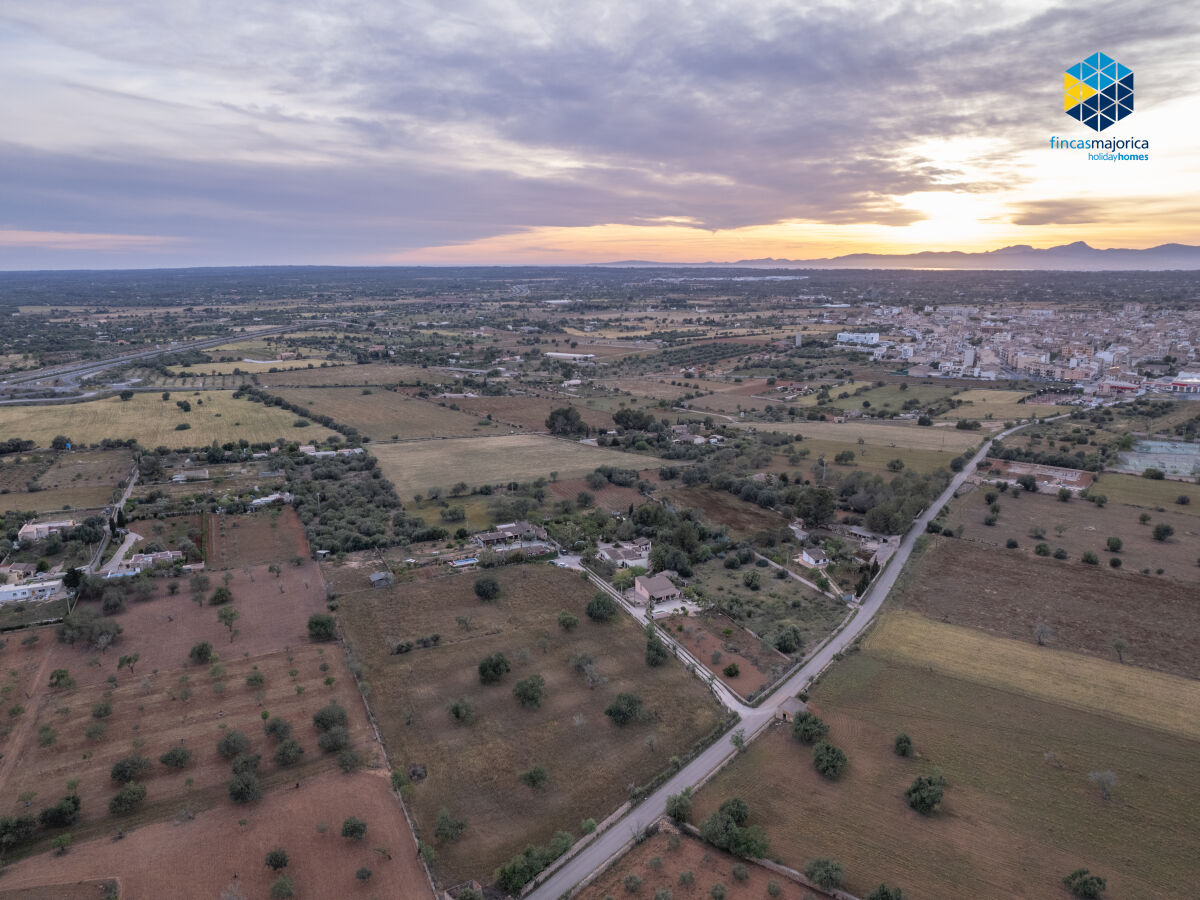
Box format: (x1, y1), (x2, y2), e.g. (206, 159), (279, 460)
(317, 726), (350, 753)
(434, 807), (466, 841)
(512, 674), (546, 708)
(447, 698), (476, 725)
(478, 653), (511, 685)
(665, 787), (693, 823)
(228, 771), (262, 804)
(49, 669), (74, 689)
(355, 867), (373, 883)
(791, 711), (829, 745)
(519, 766), (547, 788)
(1106, 536), (1122, 553)
(269, 875), (294, 899)
(341, 816), (367, 840)
(803, 858), (844, 891)
(1057, 487), (1072, 502)
(473, 576), (501, 601)
(38, 794), (81, 828)
(557, 610), (578, 631)
(586, 593), (618, 622)
(274, 739), (304, 767)
(110, 755), (151, 784)
(217, 605), (240, 640)
(905, 774), (946, 815)
(1088, 770), (1117, 800)
(894, 732), (914, 757)
(1063, 869), (1107, 899)
(645, 627), (670, 667)
(108, 783), (147, 815)
(812, 742), (847, 779)
(160, 746), (192, 770)
(189, 641), (214, 665)
(312, 702), (348, 731)
(605, 693), (644, 726)
(265, 848), (289, 871)
(209, 586), (233, 606)
(217, 730), (251, 759)
(118, 652), (139, 675)
(1152, 523), (1174, 542)
(1112, 638), (1128, 663)
(307, 613), (336, 641)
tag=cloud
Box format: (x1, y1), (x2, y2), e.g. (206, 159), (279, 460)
(1009, 199), (1107, 225)
(0, 0), (1197, 266)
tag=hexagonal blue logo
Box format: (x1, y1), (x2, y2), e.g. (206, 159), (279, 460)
(1064, 52), (1133, 132)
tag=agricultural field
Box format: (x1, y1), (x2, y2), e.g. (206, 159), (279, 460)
(205, 507), (312, 569)
(684, 557), (847, 668)
(661, 611), (790, 699)
(258, 363), (437, 387)
(750, 419), (984, 453)
(1089, 471), (1200, 513)
(662, 486), (788, 540)
(272, 386), (489, 440)
(946, 483), (1200, 584)
(0, 553), (409, 888)
(937, 389), (1070, 421)
(0, 449), (131, 513)
(446, 395), (616, 433)
(165, 358), (322, 376)
(326, 562), (727, 886)
(0, 392), (335, 449)
(896, 537), (1200, 679)
(694, 641), (1200, 899)
(778, 438), (964, 476)
(0, 769), (428, 900)
(578, 825), (834, 900)
(371, 434), (648, 499)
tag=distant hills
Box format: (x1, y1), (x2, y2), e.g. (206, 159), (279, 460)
(606, 242), (1200, 271)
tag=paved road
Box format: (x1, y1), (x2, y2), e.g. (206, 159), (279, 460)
(527, 424), (1024, 900)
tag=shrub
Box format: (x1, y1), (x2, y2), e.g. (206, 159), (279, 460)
(447, 698), (476, 725)
(1005, 538), (1018, 549)
(159, 746), (192, 769)
(356, 867), (373, 882)
(586, 594), (619, 622)
(558, 611), (579, 630)
(666, 788), (692, 823)
(38, 794), (81, 828)
(723, 663), (740, 678)
(645, 630), (670, 667)
(312, 702), (348, 731)
(265, 848), (289, 871)
(1106, 536), (1122, 552)
(791, 711), (829, 745)
(274, 738), (304, 767)
(474, 576), (501, 601)
(246, 670), (265, 688)
(905, 774), (946, 815)
(478, 653), (512, 684)
(269, 875), (294, 899)
(108, 783), (146, 815)
(803, 858), (844, 890)
(766, 881), (781, 897)
(679, 871), (695, 886)
(605, 693), (644, 726)
(1034, 543), (1051, 556)
(317, 726), (350, 753)
(1082, 550), (1099, 565)
(110, 755), (151, 784)
(513, 674), (547, 708)
(625, 874), (643, 893)
(337, 749), (362, 772)
(894, 732), (913, 757)
(710, 884), (726, 900)
(341, 816), (367, 840)
(92, 701), (112, 719)
(264, 717), (292, 741)
(866, 885), (905, 900)
(698, 798), (769, 859)
(307, 613), (336, 641)
(86, 721), (107, 741)
(731, 864), (748, 882)
(1110, 557), (1122, 568)
(1063, 868), (1107, 898)
(189, 641), (213, 665)
(216, 731), (250, 759)
(1153, 523), (1175, 542)
(435, 807), (466, 841)
(228, 771), (262, 804)
(812, 741), (847, 779)
(520, 766), (548, 788)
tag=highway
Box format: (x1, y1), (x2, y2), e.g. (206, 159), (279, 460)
(526, 423), (1023, 900)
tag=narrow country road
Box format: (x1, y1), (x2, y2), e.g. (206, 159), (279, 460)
(526, 422), (1029, 900)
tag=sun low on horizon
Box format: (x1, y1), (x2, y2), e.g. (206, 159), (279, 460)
(1, 0), (1198, 269)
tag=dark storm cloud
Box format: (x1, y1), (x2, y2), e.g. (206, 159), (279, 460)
(0, 0), (1195, 266)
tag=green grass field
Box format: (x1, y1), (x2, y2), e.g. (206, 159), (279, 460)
(749, 419), (984, 452)
(0, 392), (335, 449)
(371, 434), (649, 498)
(694, 636), (1200, 898)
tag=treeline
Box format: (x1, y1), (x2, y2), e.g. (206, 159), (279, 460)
(233, 386), (363, 443)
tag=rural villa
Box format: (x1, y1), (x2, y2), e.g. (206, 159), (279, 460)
(633, 574), (681, 606)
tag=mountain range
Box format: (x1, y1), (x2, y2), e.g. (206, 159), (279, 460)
(606, 242), (1200, 271)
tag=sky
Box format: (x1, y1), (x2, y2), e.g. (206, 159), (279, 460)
(1, 0), (1198, 269)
